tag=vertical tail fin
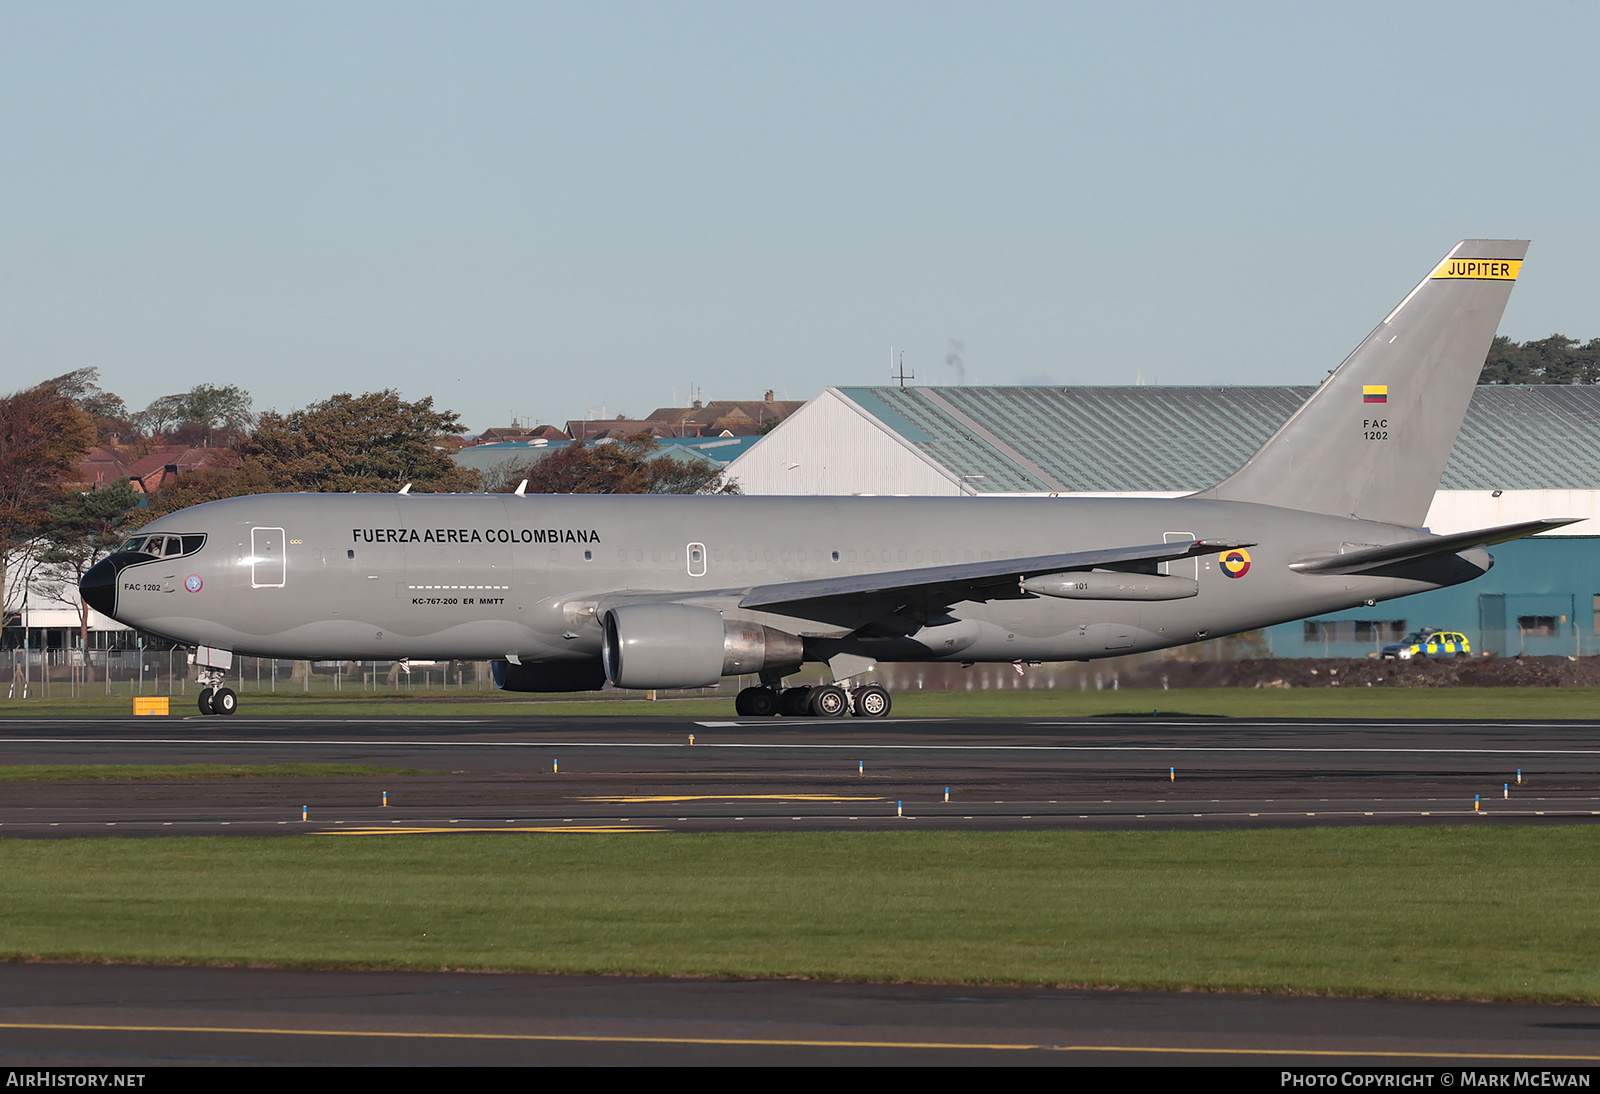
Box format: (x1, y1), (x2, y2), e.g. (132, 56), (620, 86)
(1199, 240), (1527, 526)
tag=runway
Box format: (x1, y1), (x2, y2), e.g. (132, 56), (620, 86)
(5, 713), (1600, 1067)
(1, 713), (1597, 835)
(3, 963), (1600, 1067)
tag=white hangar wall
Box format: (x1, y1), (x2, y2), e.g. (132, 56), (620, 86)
(1424, 490), (1600, 537)
(727, 388), (963, 497)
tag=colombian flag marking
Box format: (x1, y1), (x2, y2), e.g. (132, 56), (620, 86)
(1363, 385), (1388, 404)
(1221, 548), (1252, 579)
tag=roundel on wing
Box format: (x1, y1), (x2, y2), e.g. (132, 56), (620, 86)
(185, 574), (204, 593)
(1221, 548), (1252, 579)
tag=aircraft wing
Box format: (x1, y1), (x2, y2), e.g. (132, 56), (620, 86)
(738, 539), (1251, 611)
(1288, 518), (1582, 576)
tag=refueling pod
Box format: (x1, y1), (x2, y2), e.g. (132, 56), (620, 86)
(601, 603), (805, 690)
(1021, 571), (1199, 601)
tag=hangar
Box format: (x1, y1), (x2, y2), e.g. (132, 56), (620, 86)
(727, 385), (1600, 658)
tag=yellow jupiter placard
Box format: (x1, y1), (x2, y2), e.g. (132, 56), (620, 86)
(1430, 258), (1521, 280)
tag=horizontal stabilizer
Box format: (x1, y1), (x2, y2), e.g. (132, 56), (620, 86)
(1289, 518), (1580, 576)
(740, 539), (1252, 611)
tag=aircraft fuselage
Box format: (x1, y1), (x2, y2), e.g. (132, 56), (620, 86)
(85, 491), (1485, 666)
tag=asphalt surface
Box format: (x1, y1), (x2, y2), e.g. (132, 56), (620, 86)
(3, 963), (1599, 1067)
(0, 713), (1597, 835)
(4, 713), (1599, 1067)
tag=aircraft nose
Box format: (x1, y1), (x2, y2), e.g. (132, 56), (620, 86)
(80, 557), (121, 618)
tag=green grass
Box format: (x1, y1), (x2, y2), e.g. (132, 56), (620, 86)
(0, 764), (433, 782)
(6, 686), (1600, 720)
(3, 828), (1599, 1000)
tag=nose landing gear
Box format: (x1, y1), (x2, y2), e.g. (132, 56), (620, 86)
(196, 668), (237, 716)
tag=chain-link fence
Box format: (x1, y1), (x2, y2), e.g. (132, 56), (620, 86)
(4, 650), (511, 699)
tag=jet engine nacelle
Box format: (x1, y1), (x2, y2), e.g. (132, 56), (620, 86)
(1022, 572), (1199, 601)
(601, 604), (804, 690)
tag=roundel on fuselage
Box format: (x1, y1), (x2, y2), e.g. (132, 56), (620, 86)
(1221, 548), (1252, 578)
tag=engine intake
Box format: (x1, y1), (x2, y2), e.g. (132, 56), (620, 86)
(601, 604), (804, 690)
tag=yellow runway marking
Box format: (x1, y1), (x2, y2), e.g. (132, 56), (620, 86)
(322, 825), (663, 835)
(578, 794), (884, 803)
(2, 1021), (1598, 1060)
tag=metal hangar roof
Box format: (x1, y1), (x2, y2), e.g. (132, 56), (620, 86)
(823, 385), (1600, 494)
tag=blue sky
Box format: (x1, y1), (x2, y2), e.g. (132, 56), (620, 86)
(4, 2), (1597, 431)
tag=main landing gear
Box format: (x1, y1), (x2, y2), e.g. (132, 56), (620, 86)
(734, 682), (892, 719)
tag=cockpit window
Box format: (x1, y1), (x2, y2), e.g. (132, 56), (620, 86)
(122, 533), (206, 559)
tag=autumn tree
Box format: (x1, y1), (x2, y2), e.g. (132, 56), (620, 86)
(131, 458), (274, 527)
(0, 376), (97, 616)
(37, 478), (141, 673)
(240, 390), (480, 493)
(486, 435), (740, 495)
(52, 368), (135, 442)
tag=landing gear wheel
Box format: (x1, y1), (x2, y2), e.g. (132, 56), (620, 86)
(735, 687), (779, 717)
(197, 687), (214, 716)
(779, 686), (814, 717)
(809, 684), (849, 718)
(212, 687), (238, 716)
(852, 685), (892, 718)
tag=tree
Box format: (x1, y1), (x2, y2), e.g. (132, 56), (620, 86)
(37, 479), (141, 675)
(51, 367), (134, 442)
(0, 377), (97, 617)
(240, 390), (480, 493)
(486, 435), (740, 495)
(131, 458), (273, 527)
(134, 383), (256, 445)
(1480, 334), (1600, 385)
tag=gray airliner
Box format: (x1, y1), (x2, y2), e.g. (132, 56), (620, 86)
(82, 239), (1567, 717)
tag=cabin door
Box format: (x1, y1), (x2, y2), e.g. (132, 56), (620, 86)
(251, 527), (286, 588)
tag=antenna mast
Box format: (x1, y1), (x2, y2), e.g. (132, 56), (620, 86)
(891, 349), (914, 389)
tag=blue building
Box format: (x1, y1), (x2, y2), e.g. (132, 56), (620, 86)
(1263, 536), (1598, 659)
